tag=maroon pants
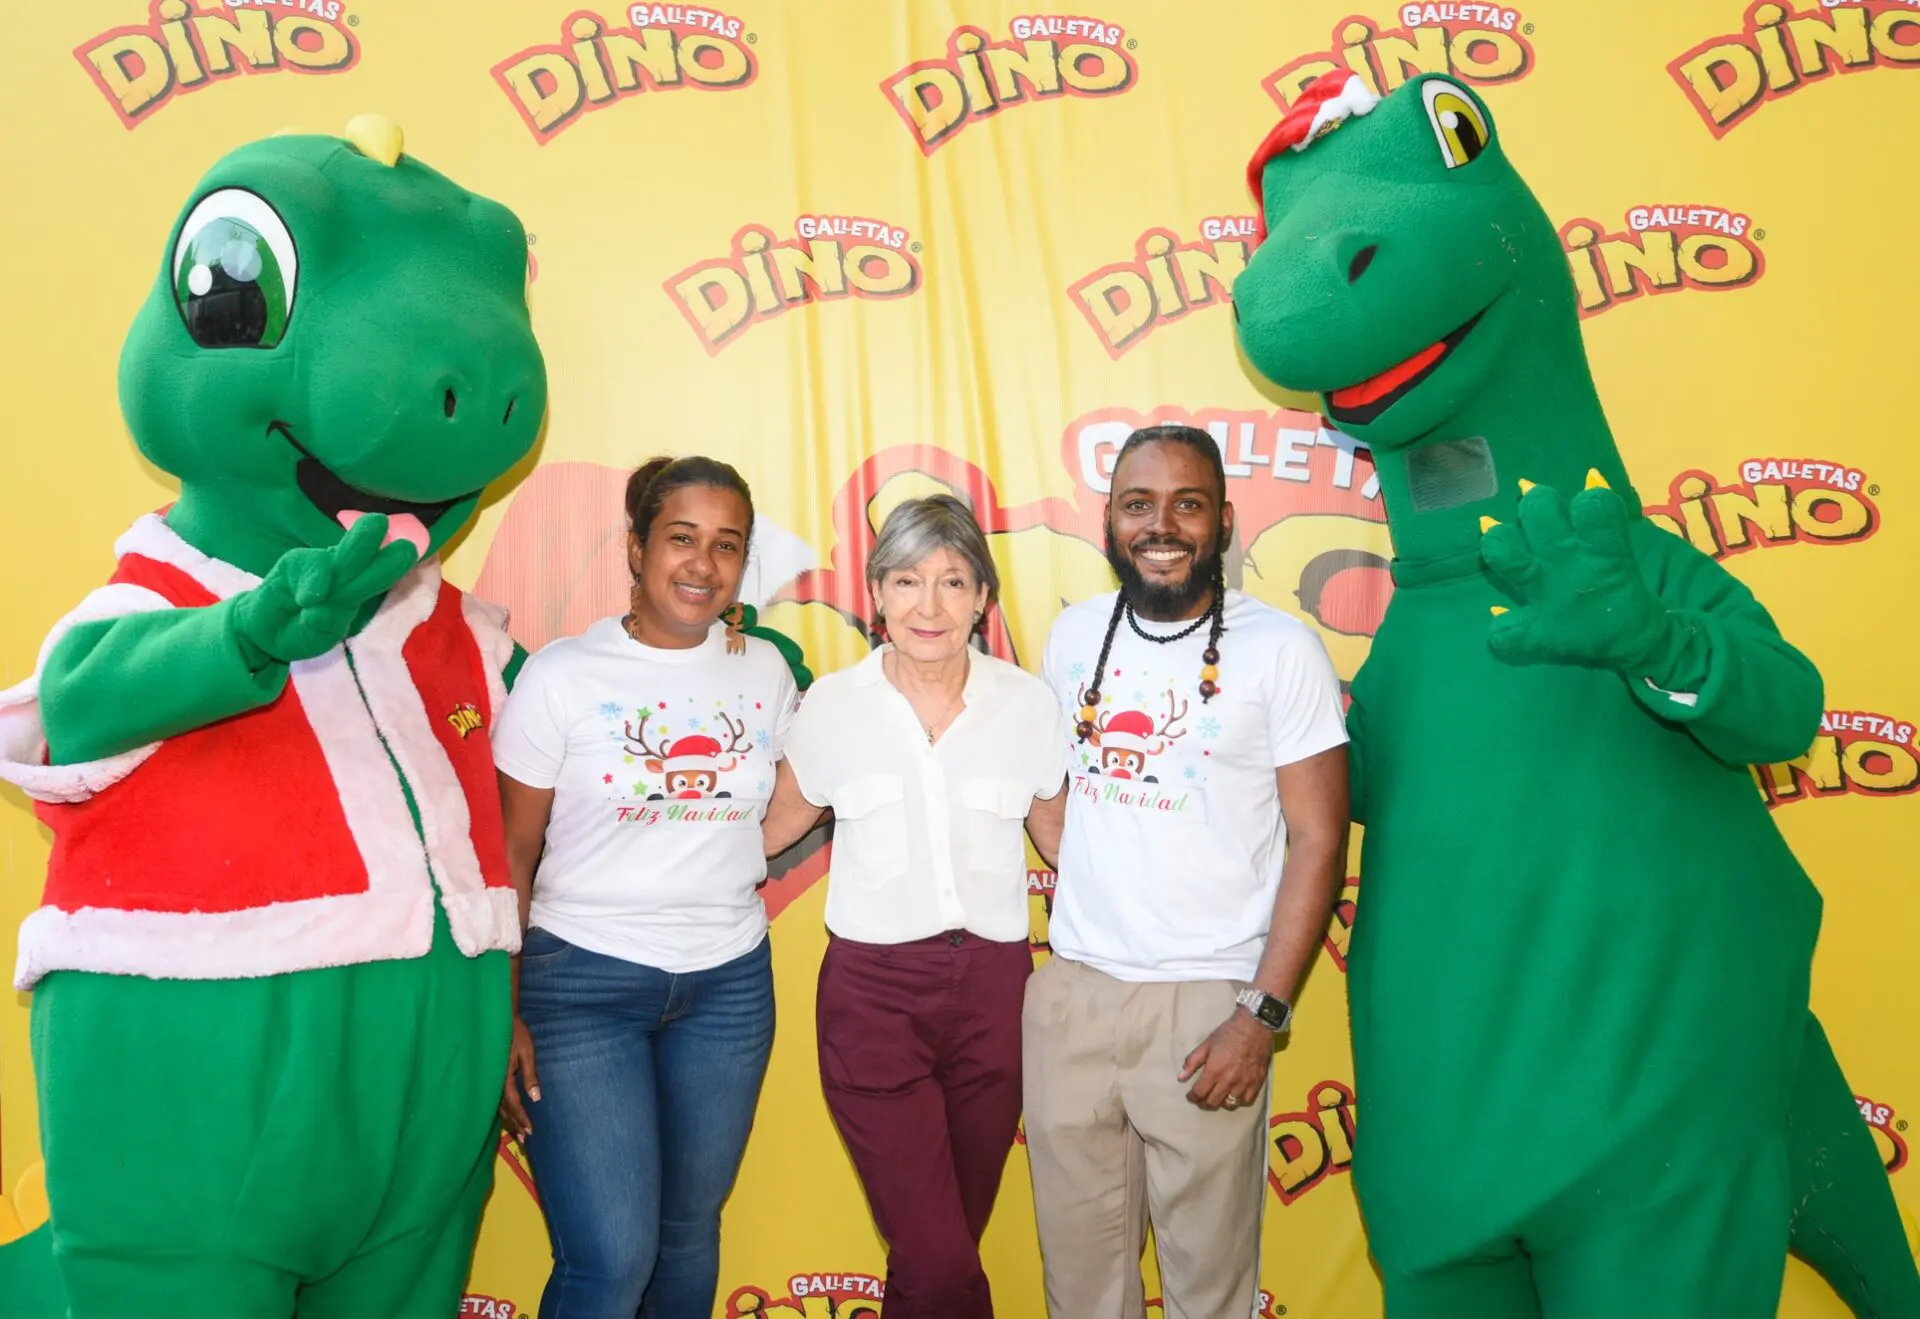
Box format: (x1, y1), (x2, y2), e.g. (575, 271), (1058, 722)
(816, 929), (1032, 1319)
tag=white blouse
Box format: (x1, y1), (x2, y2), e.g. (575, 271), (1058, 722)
(782, 645), (1071, 945)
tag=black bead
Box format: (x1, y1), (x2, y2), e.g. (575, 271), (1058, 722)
(1199, 680), (1217, 700)
(1202, 647), (1220, 664)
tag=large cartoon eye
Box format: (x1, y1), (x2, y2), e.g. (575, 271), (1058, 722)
(1422, 78), (1489, 169)
(170, 188), (297, 348)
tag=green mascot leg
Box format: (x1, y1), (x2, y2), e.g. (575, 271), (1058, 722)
(30, 901), (507, 1319)
(1377, 1140), (1792, 1319)
(1787, 1014), (1920, 1318)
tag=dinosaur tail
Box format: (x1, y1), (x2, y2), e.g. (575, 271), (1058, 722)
(1789, 1012), (1920, 1318)
(0, 1221), (65, 1316)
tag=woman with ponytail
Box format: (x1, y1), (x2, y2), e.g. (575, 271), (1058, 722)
(490, 455), (796, 1319)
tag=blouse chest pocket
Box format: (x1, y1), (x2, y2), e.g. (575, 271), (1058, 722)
(960, 776), (1030, 874)
(832, 772), (909, 886)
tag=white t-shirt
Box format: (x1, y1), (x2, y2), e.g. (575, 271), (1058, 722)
(491, 615), (797, 973)
(784, 646), (1071, 945)
(1040, 589), (1348, 982)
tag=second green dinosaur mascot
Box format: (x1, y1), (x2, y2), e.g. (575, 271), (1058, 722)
(1232, 69), (1919, 1318)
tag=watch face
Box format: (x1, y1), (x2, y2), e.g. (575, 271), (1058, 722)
(1256, 997), (1289, 1029)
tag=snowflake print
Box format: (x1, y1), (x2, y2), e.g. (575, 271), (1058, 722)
(1067, 660), (1086, 684)
(1183, 765), (1200, 782)
(1197, 716), (1221, 739)
(599, 701), (621, 719)
(756, 729), (771, 751)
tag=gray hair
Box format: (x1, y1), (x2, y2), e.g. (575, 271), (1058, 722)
(867, 494), (999, 617)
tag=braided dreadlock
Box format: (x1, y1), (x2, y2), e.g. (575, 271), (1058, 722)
(1075, 425), (1230, 743)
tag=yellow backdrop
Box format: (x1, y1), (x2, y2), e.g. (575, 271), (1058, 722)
(2, 2), (1915, 1315)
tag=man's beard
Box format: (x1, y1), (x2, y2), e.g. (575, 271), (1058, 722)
(1105, 525), (1221, 621)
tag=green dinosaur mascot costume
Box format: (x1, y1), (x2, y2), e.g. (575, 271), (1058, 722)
(0, 115), (543, 1317)
(1232, 70), (1920, 1317)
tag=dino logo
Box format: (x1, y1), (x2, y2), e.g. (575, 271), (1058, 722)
(494, 6), (757, 143)
(1270, 1080), (1358, 1205)
(1857, 1096), (1910, 1174)
(1070, 216), (1257, 357)
(1754, 709), (1918, 807)
(1644, 460), (1878, 561)
(1561, 206), (1764, 318)
(1262, 5), (1534, 112)
(1670, 2), (1920, 138)
(726, 1273), (885, 1317)
(665, 216), (922, 354)
(446, 702), (484, 738)
(76, 0), (358, 129)
(882, 16), (1137, 155)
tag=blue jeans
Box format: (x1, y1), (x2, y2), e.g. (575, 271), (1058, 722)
(515, 928), (775, 1319)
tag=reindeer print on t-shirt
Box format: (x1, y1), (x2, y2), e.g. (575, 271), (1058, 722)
(1080, 690), (1189, 784)
(624, 708), (752, 800)
(598, 692), (778, 826)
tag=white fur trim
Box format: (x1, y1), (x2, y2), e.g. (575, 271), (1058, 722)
(115, 512), (262, 600)
(664, 755), (723, 774)
(13, 885), (522, 989)
(1295, 74), (1380, 152)
(343, 560), (496, 948)
(460, 590), (513, 721)
(1100, 732), (1151, 755)
(0, 584), (174, 803)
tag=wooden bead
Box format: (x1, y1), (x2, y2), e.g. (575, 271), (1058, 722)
(1200, 665), (1219, 682)
(1199, 680), (1217, 699)
(1202, 647), (1220, 664)
(1078, 705), (1097, 722)
(1076, 721), (1094, 740)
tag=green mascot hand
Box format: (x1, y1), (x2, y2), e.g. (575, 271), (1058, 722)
(230, 513), (420, 668)
(1479, 473), (1672, 674)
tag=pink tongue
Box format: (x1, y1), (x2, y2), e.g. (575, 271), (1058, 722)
(337, 510), (431, 556)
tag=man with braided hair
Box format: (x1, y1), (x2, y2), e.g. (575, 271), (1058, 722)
(1021, 424), (1351, 1318)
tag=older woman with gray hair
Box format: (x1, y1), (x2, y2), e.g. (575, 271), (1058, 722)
(764, 494), (1070, 1319)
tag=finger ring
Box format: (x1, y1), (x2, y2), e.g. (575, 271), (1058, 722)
(1224, 1096), (1241, 1108)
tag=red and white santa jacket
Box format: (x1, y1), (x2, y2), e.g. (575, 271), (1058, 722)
(0, 513), (523, 990)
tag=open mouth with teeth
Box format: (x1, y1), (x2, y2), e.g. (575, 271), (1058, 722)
(1135, 543), (1193, 569)
(670, 582), (718, 606)
(272, 421), (475, 555)
(1325, 306), (1488, 428)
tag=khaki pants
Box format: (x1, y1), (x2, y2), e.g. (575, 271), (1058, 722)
(1021, 954), (1270, 1319)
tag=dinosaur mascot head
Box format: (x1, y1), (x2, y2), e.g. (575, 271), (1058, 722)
(123, 112), (546, 575)
(1232, 69), (1632, 573)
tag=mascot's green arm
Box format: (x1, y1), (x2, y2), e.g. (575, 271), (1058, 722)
(39, 607), (286, 765)
(1624, 521), (1823, 769)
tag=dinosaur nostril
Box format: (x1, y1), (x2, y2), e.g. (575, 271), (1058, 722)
(503, 396), (516, 425)
(1348, 245), (1377, 284)
(443, 388), (457, 419)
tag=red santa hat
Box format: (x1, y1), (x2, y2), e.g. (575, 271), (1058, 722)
(1244, 69), (1383, 246)
(1099, 709), (1158, 756)
(662, 734), (724, 773)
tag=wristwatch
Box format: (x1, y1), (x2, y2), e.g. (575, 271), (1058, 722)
(1235, 987), (1293, 1033)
